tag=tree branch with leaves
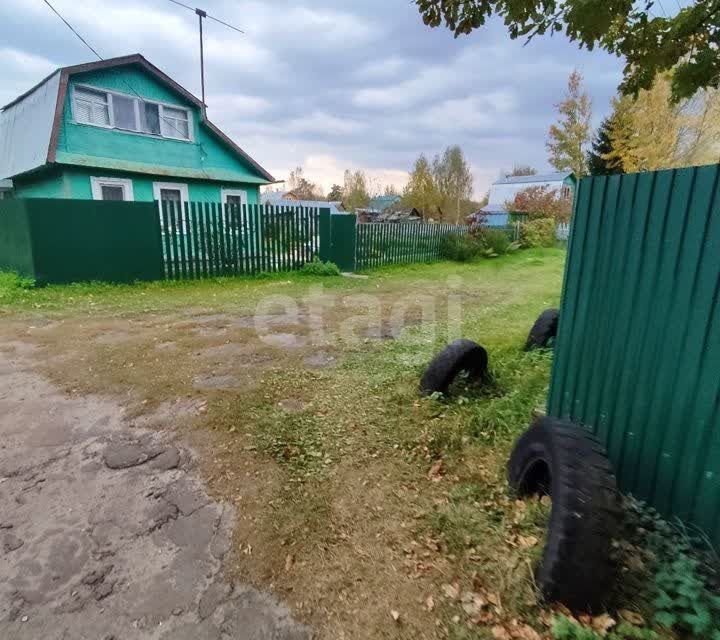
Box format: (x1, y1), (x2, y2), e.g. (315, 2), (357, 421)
(414, 0), (720, 101)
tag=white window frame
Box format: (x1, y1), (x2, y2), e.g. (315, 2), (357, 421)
(90, 176), (134, 201)
(153, 182), (189, 208)
(72, 84), (194, 142)
(221, 188), (249, 209)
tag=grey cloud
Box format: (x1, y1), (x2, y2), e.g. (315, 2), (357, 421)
(1, 0), (622, 194)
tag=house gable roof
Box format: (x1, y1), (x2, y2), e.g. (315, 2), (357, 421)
(3, 54), (274, 183)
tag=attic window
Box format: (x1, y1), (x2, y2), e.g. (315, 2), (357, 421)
(74, 88), (111, 127)
(72, 84), (192, 141)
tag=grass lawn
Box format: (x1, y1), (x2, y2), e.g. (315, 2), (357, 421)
(0, 248), (685, 640)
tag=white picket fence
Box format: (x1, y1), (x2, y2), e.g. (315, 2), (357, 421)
(556, 223), (570, 241)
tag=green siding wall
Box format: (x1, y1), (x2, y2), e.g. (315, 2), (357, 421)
(54, 64), (268, 184)
(13, 166), (260, 204)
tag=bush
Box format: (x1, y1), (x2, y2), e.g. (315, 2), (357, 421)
(299, 257), (341, 276)
(477, 228), (518, 257)
(439, 233), (483, 262)
(520, 218), (556, 248)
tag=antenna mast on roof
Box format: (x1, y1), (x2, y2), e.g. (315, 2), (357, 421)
(166, 0), (244, 120)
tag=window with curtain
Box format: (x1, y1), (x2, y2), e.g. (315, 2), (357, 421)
(74, 88), (110, 126)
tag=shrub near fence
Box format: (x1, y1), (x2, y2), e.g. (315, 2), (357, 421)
(355, 222), (469, 270)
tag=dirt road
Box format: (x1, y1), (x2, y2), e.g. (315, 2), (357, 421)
(0, 341), (310, 640)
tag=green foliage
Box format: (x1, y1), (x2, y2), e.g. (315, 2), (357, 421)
(0, 272), (37, 303)
(653, 554), (720, 638)
(547, 70), (592, 177)
(299, 257), (341, 276)
(477, 228), (519, 258)
(587, 117), (624, 176)
(520, 218), (556, 248)
(413, 0), (720, 101)
(552, 616), (660, 640)
(552, 616), (599, 640)
(439, 233), (483, 262)
(439, 230), (519, 261)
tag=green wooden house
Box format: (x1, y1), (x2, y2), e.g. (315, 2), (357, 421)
(0, 54), (274, 209)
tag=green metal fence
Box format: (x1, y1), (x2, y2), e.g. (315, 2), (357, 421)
(548, 164), (720, 546)
(160, 202), (321, 279)
(355, 222), (469, 270)
(0, 198), (164, 284)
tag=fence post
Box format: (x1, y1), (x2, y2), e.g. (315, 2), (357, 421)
(318, 207), (332, 263)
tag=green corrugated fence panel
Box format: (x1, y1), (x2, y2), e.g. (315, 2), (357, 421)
(0, 198), (163, 284)
(548, 164), (720, 546)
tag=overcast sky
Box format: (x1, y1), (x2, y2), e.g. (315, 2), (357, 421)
(0, 0), (625, 196)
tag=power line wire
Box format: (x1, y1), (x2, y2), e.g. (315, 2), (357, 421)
(165, 0), (244, 33)
(42, 0), (103, 60)
(40, 0), (209, 156)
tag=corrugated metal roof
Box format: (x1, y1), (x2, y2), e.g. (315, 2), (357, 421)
(261, 195), (339, 213)
(367, 195), (401, 211)
(480, 203), (507, 214)
(494, 171), (573, 186)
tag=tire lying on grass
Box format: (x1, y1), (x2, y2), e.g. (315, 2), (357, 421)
(507, 416), (621, 612)
(525, 308), (559, 350)
(419, 339), (488, 396)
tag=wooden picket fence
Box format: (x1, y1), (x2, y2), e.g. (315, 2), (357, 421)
(160, 202), (320, 279)
(355, 222), (469, 270)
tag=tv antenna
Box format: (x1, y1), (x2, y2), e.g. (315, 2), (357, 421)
(166, 0), (245, 119)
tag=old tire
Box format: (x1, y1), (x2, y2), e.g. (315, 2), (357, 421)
(508, 417), (621, 612)
(419, 339), (488, 396)
(525, 309), (559, 350)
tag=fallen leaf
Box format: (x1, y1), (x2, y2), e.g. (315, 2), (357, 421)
(441, 582), (460, 600)
(285, 554), (295, 571)
(510, 624), (542, 640)
(390, 610), (400, 622)
(425, 595), (435, 611)
(428, 460), (445, 482)
(591, 613), (616, 636)
(518, 535), (539, 548)
(460, 592), (486, 617)
(492, 626), (512, 640)
(618, 609), (645, 626)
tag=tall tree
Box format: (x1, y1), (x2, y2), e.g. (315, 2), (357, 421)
(546, 70), (592, 178)
(343, 170), (371, 212)
(604, 74), (720, 173)
(287, 166), (324, 200)
(587, 117), (623, 176)
(327, 184), (344, 201)
(414, 1), (720, 101)
(508, 164), (538, 177)
(383, 184), (400, 196)
(402, 154), (441, 219)
(432, 145), (474, 223)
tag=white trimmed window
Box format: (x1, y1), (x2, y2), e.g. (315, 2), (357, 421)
(161, 106), (190, 140)
(221, 188), (248, 209)
(74, 88), (111, 127)
(73, 85), (193, 141)
(90, 177), (134, 201)
(153, 182), (190, 232)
